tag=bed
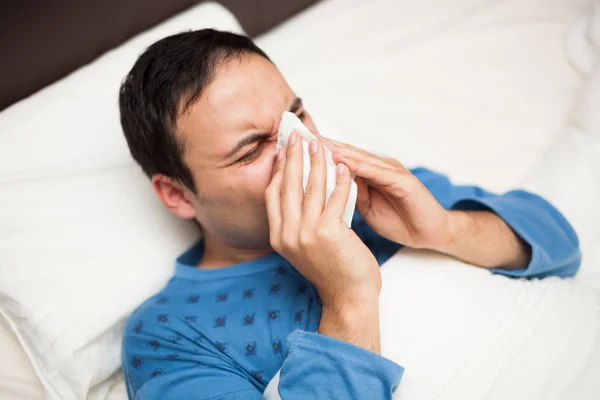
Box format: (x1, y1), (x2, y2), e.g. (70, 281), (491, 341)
(1, 0), (599, 399)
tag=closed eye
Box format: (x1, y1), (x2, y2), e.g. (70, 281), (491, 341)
(238, 145), (263, 164)
(238, 130), (280, 165)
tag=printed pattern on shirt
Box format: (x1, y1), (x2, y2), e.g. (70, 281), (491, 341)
(123, 269), (320, 395)
(122, 216), (401, 398)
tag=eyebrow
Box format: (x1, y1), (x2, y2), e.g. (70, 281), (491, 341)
(223, 97), (303, 160)
(223, 132), (271, 160)
(288, 97), (302, 114)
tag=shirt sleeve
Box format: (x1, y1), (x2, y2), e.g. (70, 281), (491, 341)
(123, 324), (403, 400)
(277, 330), (403, 399)
(410, 167), (582, 278)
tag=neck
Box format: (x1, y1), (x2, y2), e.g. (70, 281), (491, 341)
(198, 231), (273, 269)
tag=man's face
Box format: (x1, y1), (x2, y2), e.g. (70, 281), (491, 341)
(175, 53), (317, 249)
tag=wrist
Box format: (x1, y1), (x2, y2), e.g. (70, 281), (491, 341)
(431, 210), (472, 253)
(321, 289), (380, 316)
(319, 293), (381, 354)
(317, 277), (381, 311)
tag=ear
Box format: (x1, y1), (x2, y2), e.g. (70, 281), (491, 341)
(151, 174), (197, 220)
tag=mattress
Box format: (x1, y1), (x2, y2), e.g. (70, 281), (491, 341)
(1, 0), (597, 399)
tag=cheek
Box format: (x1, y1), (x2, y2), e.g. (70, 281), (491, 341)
(240, 148), (277, 197)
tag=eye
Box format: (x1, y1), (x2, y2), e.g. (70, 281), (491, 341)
(239, 146), (263, 164)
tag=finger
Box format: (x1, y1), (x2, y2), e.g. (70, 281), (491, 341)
(265, 148), (286, 238)
(354, 176), (371, 217)
(310, 130), (335, 147)
(281, 131), (303, 233)
(323, 138), (349, 150)
(333, 146), (397, 170)
(314, 134), (401, 168)
(341, 158), (413, 197)
(310, 135), (346, 148)
(313, 133), (404, 173)
(384, 157), (405, 170)
(323, 163), (352, 221)
(310, 132), (344, 155)
(302, 140), (327, 223)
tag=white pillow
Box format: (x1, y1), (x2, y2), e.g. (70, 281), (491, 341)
(256, 0), (587, 191)
(0, 3), (243, 399)
(566, 1), (600, 75)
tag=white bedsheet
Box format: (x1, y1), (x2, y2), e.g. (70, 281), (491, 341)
(264, 252), (600, 400)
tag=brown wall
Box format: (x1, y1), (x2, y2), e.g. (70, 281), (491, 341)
(0, 0), (319, 111)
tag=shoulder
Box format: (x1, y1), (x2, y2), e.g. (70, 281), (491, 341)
(124, 284), (179, 338)
(122, 281), (226, 395)
(123, 279), (212, 352)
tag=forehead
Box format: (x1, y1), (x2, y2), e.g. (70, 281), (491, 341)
(177, 54), (294, 162)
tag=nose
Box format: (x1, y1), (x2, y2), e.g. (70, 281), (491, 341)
(267, 141), (279, 177)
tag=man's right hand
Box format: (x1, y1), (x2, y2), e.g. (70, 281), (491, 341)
(265, 132), (382, 354)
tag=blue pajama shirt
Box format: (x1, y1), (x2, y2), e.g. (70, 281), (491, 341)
(122, 168), (581, 399)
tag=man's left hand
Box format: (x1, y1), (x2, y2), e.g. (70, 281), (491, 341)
(322, 138), (530, 269)
(325, 139), (452, 250)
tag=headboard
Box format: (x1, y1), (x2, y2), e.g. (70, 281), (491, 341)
(0, 0), (320, 111)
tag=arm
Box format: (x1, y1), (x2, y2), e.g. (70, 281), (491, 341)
(318, 293), (381, 354)
(412, 167), (581, 278)
(352, 207), (531, 270)
(326, 138), (580, 278)
(434, 210), (531, 269)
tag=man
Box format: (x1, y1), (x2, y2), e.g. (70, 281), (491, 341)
(119, 29), (581, 399)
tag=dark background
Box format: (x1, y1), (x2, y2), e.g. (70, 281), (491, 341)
(0, 0), (320, 111)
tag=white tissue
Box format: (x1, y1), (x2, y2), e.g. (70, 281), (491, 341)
(276, 111), (357, 227)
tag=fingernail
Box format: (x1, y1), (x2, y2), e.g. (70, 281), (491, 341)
(336, 163), (345, 175)
(288, 132), (297, 146)
(277, 148), (284, 161)
(308, 140), (318, 155)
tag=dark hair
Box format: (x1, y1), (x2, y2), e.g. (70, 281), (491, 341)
(119, 29), (271, 193)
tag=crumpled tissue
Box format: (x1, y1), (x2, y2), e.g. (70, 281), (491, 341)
(276, 111), (357, 227)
